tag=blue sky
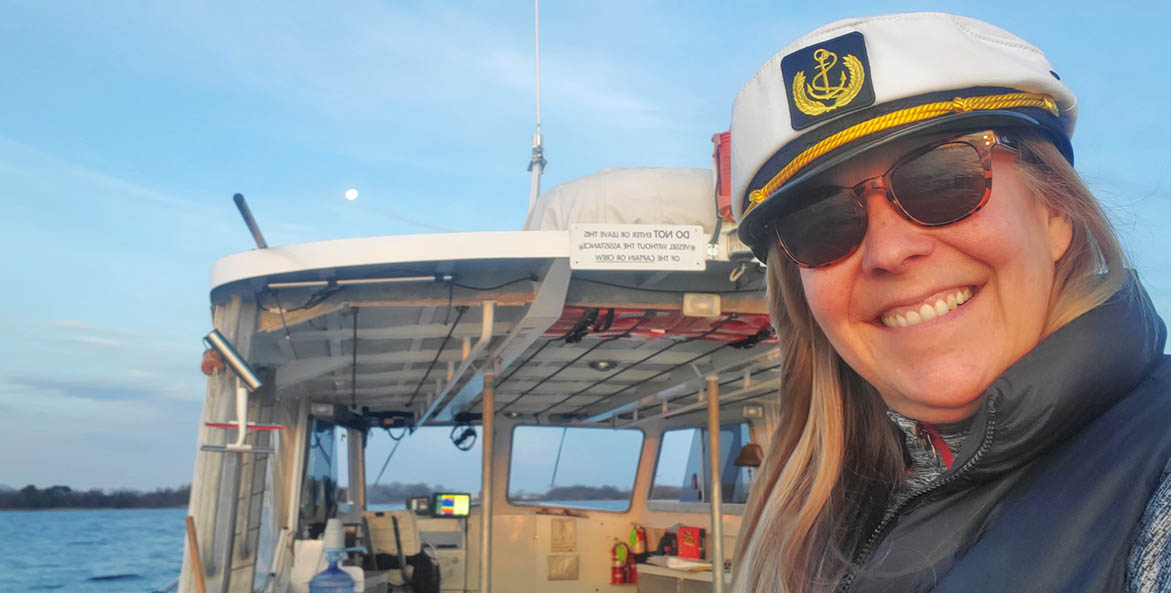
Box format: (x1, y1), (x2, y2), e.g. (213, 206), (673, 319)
(1, 1), (1168, 490)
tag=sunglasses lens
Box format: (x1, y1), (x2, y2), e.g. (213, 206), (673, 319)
(775, 188), (866, 266)
(890, 142), (988, 225)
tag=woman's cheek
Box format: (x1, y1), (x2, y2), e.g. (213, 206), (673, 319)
(799, 269), (849, 336)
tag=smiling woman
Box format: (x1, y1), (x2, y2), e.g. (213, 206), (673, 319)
(798, 130), (1077, 424)
(728, 12), (1171, 593)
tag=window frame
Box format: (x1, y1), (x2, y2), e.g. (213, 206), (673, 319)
(646, 421), (756, 511)
(505, 423), (647, 514)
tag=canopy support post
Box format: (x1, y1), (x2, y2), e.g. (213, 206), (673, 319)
(347, 428), (367, 512)
(705, 374), (725, 593)
(479, 372), (496, 593)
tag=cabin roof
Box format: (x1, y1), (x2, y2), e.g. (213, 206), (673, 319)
(215, 231), (777, 429)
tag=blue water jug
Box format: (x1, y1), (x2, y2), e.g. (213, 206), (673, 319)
(308, 552), (354, 593)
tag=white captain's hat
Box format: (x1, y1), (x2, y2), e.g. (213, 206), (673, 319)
(732, 12), (1077, 260)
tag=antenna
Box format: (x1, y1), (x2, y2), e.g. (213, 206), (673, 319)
(233, 193), (268, 249)
(527, 0), (547, 212)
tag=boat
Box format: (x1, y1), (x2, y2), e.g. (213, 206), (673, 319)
(179, 128), (781, 593)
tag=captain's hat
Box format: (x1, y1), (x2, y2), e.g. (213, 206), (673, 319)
(732, 12), (1077, 260)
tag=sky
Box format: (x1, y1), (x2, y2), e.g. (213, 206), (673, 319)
(1, 0), (1169, 491)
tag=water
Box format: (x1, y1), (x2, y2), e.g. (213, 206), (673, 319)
(0, 500), (628, 592)
(0, 508), (186, 593)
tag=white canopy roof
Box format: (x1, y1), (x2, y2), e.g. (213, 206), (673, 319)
(523, 167), (717, 233)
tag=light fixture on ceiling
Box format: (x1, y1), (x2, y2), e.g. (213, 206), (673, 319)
(682, 292), (722, 317)
(588, 360), (619, 371)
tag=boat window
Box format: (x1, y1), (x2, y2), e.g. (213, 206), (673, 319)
(299, 417), (339, 538)
(508, 426), (644, 512)
(361, 426), (482, 508)
(650, 423), (755, 504)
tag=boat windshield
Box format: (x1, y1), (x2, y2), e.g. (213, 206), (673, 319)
(507, 425), (644, 512)
(651, 423), (754, 504)
(355, 426), (484, 509)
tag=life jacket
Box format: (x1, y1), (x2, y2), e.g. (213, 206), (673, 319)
(843, 277), (1171, 593)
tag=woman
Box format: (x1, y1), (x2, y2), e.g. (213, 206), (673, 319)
(728, 13), (1171, 593)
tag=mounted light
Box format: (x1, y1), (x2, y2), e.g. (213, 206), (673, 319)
(682, 293), (722, 317)
(742, 403), (765, 419)
(588, 360), (619, 372)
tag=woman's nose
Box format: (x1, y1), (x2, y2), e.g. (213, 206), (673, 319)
(858, 188), (934, 274)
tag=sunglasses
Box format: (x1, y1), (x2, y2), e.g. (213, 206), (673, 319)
(769, 130), (1018, 268)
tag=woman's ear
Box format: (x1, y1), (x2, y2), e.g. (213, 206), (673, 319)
(1046, 207), (1074, 263)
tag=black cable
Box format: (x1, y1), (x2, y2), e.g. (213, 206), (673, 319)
(541, 316), (734, 417)
(574, 276), (764, 295)
(562, 341), (732, 418)
(255, 285), (344, 313)
(495, 338), (555, 389)
(372, 436), (404, 486)
(384, 424), (408, 441)
(496, 311), (656, 415)
(269, 289), (300, 359)
(406, 306), (468, 407)
(449, 275), (537, 291)
(465, 308), (597, 413)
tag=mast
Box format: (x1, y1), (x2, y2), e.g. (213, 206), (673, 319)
(527, 0), (546, 212)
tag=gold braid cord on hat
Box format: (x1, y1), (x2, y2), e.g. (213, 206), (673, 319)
(745, 92), (1059, 214)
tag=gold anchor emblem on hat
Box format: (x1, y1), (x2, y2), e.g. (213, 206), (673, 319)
(792, 48), (865, 116)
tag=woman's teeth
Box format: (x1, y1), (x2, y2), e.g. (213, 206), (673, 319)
(880, 287), (973, 328)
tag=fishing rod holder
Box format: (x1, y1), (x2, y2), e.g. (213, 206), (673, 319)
(201, 329), (277, 454)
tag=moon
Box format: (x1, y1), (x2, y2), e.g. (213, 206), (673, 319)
(345, 188), (359, 201)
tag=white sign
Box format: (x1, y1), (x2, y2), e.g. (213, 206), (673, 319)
(569, 224), (707, 270)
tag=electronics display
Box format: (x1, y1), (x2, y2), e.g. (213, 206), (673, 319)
(407, 496), (431, 516)
(431, 492), (471, 517)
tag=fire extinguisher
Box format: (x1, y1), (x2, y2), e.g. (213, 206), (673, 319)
(611, 542), (630, 584)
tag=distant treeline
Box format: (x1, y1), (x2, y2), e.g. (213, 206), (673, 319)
(365, 481), (453, 504)
(367, 481), (638, 504)
(0, 484), (190, 510)
(541, 485), (632, 500)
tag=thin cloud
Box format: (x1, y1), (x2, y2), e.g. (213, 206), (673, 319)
(71, 336), (122, 347)
(53, 320), (99, 331)
(0, 135), (322, 246)
(4, 375), (160, 402)
(0, 136), (198, 213)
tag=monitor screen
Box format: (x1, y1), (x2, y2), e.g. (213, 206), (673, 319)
(431, 492), (471, 517)
(407, 496), (431, 516)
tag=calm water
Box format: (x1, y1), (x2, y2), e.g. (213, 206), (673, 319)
(0, 507), (186, 592)
(0, 501), (627, 592)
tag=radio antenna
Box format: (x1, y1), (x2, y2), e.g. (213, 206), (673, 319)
(527, 0), (546, 212)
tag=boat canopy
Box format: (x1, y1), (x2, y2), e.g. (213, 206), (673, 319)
(523, 167), (717, 234)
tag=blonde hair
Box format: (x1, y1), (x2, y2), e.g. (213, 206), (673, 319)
(731, 129), (1129, 593)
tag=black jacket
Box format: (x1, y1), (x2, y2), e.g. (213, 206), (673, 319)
(846, 278), (1171, 593)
